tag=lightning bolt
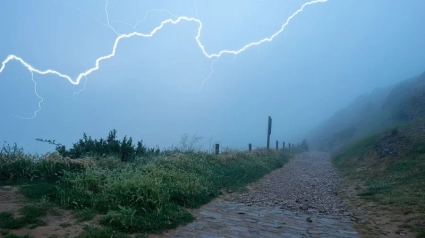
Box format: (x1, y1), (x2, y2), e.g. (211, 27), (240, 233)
(73, 75), (88, 107)
(0, 0), (327, 118)
(11, 71), (43, 120)
(199, 58), (219, 92)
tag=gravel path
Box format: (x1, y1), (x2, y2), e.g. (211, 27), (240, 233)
(232, 152), (350, 215)
(151, 152), (359, 238)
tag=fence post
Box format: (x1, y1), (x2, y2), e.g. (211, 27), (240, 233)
(282, 142), (285, 149)
(267, 116), (272, 149)
(249, 143), (252, 151)
(276, 140), (278, 150)
(215, 144), (219, 155)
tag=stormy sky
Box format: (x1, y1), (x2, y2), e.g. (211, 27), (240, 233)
(1, 0), (424, 153)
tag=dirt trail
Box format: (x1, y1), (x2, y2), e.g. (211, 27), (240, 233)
(151, 152), (360, 238)
(0, 186), (97, 238)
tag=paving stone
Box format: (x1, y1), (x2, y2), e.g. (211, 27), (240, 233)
(199, 211), (222, 219)
(243, 218), (257, 223)
(228, 225), (248, 232)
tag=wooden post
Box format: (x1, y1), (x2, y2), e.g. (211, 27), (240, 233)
(215, 144), (219, 155)
(276, 140), (278, 150)
(249, 143), (252, 151)
(282, 142), (285, 149)
(267, 116), (272, 149)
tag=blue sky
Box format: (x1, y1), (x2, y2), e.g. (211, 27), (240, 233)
(1, 0), (425, 153)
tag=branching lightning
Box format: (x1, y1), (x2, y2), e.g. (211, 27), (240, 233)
(200, 58), (219, 91)
(73, 75), (88, 107)
(11, 71), (43, 120)
(58, 0), (120, 35)
(113, 9), (178, 30)
(0, 0), (327, 119)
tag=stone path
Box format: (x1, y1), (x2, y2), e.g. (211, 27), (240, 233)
(151, 152), (359, 238)
(232, 152), (349, 215)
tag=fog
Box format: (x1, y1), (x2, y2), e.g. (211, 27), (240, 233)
(1, 0), (424, 153)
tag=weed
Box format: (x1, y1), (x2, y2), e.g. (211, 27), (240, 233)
(0, 212), (25, 229)
(0, 203), (49, 229)
(20, 204), (49, 220)
(75, 208), (95, 223)
(59, 223), (72, 228)
(76, 226), (128, 238)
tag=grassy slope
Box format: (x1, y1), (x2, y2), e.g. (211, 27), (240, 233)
(311, 71), (425, 152)
(0, 148), (298, 237)
(331, 125), (425, 237)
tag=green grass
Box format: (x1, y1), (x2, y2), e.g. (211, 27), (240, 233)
(331, 133), (379, 177)
(0, 152), (91, 182)
(1, 148), (297, 235)
(76, 226), (129, 238)
(332, 129), (425, 237)
(75, 208), (96, 223)
(0, 203), (50, 229)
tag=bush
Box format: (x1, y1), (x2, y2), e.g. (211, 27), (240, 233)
(36, 129), (158, 160)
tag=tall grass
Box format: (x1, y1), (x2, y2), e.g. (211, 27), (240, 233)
(0, 152), (92, 182)
(1, 145), (295, 234)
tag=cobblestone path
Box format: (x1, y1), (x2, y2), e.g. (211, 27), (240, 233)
(151, 152), (359, 238)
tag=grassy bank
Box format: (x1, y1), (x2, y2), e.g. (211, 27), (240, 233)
(0, 146), (298, 237)
(331, 128), (425, 237)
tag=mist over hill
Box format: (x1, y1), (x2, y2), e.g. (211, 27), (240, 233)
(308, 70), (425, 151)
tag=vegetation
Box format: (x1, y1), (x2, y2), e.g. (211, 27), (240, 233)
(36, 129), (159, 160)
(310, 71), (425, 152)
(77, 226), (129, 238)
(332, 128), (425, 237)
(0, 131), (298, 236)
(0, 203), (50, 229)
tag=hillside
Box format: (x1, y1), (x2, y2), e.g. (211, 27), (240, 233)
(331, 125), (425, 237)
(308, 71), (425, 151)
